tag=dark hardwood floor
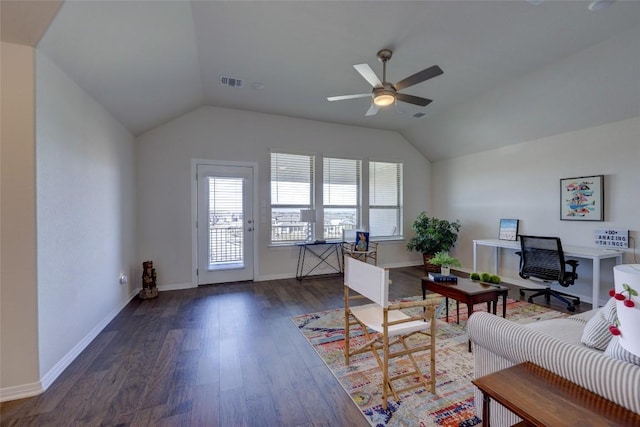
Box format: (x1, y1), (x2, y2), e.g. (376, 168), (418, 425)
(0, 266), (589, 426)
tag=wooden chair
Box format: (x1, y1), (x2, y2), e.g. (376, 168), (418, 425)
(343, 257), (437, 410)
(342, 229), (379, 265)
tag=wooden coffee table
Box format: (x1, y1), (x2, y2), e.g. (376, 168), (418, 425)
(472, 361), (640, 427)
(422, 276), (509, 322)
(422, 276), (508, 351)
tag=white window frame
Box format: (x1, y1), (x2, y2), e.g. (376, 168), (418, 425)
(270, 152), (315, 244)
(323, 156), (362, 240)
(269, 152), (403, 244)
(369, 160), (403, 239)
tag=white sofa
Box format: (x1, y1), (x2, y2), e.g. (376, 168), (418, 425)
(467, 310), (640, 426)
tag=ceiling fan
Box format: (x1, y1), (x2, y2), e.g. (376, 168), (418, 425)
(327, 49), (443, 116)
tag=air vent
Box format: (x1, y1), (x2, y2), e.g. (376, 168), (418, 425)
(413, 112), (426, 118)
(220, 76), (244, 88)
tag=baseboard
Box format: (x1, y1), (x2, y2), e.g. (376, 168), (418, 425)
(157, 282), (195, 291)
(38, 288), (139, 393)
(256, 273), (296, 281)
(0, 380), (44, 403)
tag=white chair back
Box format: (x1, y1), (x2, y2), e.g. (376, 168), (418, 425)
(344, 257), (389, 308)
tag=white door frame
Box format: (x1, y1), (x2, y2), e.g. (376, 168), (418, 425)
(191, 159), (259, 286)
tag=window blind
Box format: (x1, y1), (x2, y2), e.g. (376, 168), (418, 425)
(270, 152), (315, 242)
(323, 157), (361, 240)
(369, 161), (403, 238)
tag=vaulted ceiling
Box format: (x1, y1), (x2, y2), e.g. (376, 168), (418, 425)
(3, 1), (640, 160)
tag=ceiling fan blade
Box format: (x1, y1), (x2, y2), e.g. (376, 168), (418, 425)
(327, 93), (371, 101)
(354, 64), (382, 88)
(396, 93), (433, 107)
(365, 103), (379, 116)
(394, 65), (443, 91)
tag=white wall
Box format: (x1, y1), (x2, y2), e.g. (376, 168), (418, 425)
(35, 52), (137, 384)
(136, 106), (431, 286)
(431, 116), (640, 305)
(0, 42), (40, 398)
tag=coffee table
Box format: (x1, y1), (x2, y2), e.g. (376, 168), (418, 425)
(472, 361), (640, 426)
(421, 276), (509, 351)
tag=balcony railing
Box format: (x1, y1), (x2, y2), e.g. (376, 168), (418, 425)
(209, 226), (243, 264)
(271, 223), (348, 242)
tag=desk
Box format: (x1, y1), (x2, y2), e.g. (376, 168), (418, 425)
(472, 361), (640, 427)
(473, 239), (623, 307)
(296, 241), (343, 280)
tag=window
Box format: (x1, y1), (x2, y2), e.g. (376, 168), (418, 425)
(323, 157), (361, 240)
(271, 152), (314, 243)
(369, 161), (403, 238)
(270, 153), (403, 243)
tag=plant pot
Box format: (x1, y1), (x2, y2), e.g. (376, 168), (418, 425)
(441, 266), (451, 276)
(422, 253), (441, 274)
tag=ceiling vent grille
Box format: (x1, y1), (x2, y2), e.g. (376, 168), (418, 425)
(220, 76), (244, 88)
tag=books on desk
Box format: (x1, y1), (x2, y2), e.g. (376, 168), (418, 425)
(428, 273), (458, 283)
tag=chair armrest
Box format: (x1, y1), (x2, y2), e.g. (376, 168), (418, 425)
(388, 299), (437, 310)
(565, 259), (579, 279)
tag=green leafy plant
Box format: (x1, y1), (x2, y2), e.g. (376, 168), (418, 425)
(480, 272), (492, 282)
(428, 251), (462, 267)
(406, 213), (461, 255)
(470, 272), (481, 281)
(489, 274), (502, 284)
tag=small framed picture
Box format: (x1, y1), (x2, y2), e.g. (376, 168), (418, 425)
(355, 231), (369, 251)
(560, 175), (604, 221)
(499, 219), (519, 241)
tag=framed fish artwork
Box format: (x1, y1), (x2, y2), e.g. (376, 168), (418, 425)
(560, 175), (604, 221)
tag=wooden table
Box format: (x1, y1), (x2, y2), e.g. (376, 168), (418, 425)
(421, 276), (509, 323)
(422, 276), (508, 351)
(472, 361), (640, 427)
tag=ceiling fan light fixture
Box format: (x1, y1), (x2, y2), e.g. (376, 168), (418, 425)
(373, 84), (396, 106)
(373, 93), (395, 106)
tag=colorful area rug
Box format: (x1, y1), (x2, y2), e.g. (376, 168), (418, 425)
(291, 296), (569, 427)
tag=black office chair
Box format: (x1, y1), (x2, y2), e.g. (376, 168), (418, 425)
(517, 235), (580, 312)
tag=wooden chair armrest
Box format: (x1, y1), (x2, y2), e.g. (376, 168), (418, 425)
(388, 300), (437, 310)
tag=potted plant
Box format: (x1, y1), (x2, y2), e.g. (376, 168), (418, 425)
(406, 212), (462, 273)
(429, 251), (462, 276)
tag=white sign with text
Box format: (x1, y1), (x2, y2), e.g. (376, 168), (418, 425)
(594, 229), (629, 248)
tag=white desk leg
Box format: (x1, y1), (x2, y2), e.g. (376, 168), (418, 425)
(495, 248), (500, 274)
(593, 259), (600, 309)
(473, 242), (478, 272)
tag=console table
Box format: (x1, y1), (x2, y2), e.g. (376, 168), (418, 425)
(472, 361), (640, 426)
(473, 239), (623, 307)
(296, 241), (343, 280)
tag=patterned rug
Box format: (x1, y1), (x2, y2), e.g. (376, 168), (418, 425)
(291, 296), (569, 427)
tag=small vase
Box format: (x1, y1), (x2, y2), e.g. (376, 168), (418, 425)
(441, 266), (451, 276)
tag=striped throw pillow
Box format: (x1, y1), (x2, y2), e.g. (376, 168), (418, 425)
(581, 297), (617, 350)
(605, 336), (640, 366)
